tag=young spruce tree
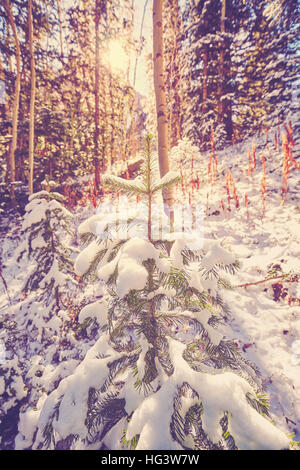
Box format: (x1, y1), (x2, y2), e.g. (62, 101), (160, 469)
(31, 137), (291, 450)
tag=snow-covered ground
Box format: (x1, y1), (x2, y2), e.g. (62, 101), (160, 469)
(0, 125), (299, 448)
(173, 130), (300, 440)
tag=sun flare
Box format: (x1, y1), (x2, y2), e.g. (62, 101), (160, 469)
(106, 39), (129, 74)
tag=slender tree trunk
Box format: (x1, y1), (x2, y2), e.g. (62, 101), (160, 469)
(69, 108), (75, 152)
(19, 134), (25, 182)
(201, 48), (208, 145)
(4, 0), (21, 205)
(108, 73), (115, 166)
(202, 63), (208, 111)
(6, 25), (13, 77)
(100, 68), (108, 172)
(133, 0), (149, 88)
(0, 53), (9, 183)
(0, 55), (8, 118)
(4, 27), (13, 184)
(28, 0), (36, 195)
(224, 0), (233, 141)
(56, 0), (64, 59)
(218, 0), (233, 142)
(94, 0), (101, 189)
(45, 0), (50, 70)
(169, 0), (181, 147)
(153, 0), (172, 209)
(82, 63), (92, 115)
(202, 19), (209, 135)
(217, 0), (226, 121)
(123, 2), (136, 164)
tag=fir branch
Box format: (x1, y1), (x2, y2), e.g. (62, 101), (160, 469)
(151, 172), (181, 194)
(107, 263), (119, 286)
(137, 348), (158, 392)
(86, 388), (126, 443)
(246, 392), (270, 417)
(183, 402), (221, 450)
(79, 231), (95, 245)
(42, 397), (62, 449)
(165, 267), (191, 295)
(170, 383), (200, 447)
(220, 412), (238, 450)
(218, 277), (234, 290)
(170, 391), (186, 443)
(121, 421), (140, 450)
(181, 249), (201, 265)
(107, 240), (126, 262)
(102, 175), (146, 196)
(201, 260), (240, 278)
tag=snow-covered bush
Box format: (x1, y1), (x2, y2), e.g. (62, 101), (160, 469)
(0, 353), (27, 449)
(170, 138), (201, 168)
(0, 191), (88, 449)
(13, 190), (75, 345)
(170, 137), (204, 175)
(0, 356), (27, 417)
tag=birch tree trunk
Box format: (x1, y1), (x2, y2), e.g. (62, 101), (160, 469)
(28, 0), (36, 195)
(4, 0), (21, 204)
(153, 0), (172, 209)
(172, 0), (182, 147)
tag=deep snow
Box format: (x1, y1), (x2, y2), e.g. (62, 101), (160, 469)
(0, 125), (299, 448)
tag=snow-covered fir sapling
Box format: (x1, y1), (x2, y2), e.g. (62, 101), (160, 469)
(170, 137), (205, 184)
(0, 191), (84, 449)
(31, 136), (292, 450)
(14, 190), (75, 345)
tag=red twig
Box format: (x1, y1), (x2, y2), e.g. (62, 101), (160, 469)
(235, 274), (297, 289)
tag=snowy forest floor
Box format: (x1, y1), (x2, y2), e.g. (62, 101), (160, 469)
(0, 126), (299, 448)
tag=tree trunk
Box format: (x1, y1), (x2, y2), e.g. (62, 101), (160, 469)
(153, 0), (172, 209)
(108, 73), (115, 166)
(217, 0), (226, 121)
(28, 0), (36, 195)
(169, 0), (181, 147)
(202, 17), (208, 115)
(0, 55), (8, 119)
(224, 0), (233, 142)
(0, 52), (9, 183)
(94, 0), (101, 189)
(4, 0), (21, 205)
(56, 0), (64, 59)
(218, 0), (233, 142)
(100, 67), (107, 173)
(133, 0), (149, 88)
(202, 16), (209, 146)
(6, 25), (13, 77)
